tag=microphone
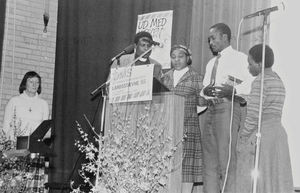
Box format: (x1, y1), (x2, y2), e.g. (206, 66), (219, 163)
(243, 5), (280, 19)
(110, 44), (135, 62)
(150, 40), (163, 47)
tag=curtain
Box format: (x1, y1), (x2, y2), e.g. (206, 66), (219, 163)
(0, 0), (6, 70)
(190, 0), (270, 75)
(51, 0), (271, 191)
(51, 0), (193, 190)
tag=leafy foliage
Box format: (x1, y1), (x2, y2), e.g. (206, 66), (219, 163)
(71, 104), (183, 193)
(0, 131), (30, 192)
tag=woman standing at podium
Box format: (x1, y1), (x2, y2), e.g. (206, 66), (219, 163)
(2, 71), (49, 192)
(162, 45), (205, 193)
(2, 71), (49, 140)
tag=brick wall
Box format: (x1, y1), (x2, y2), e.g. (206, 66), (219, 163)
(0, 0), (58, 128)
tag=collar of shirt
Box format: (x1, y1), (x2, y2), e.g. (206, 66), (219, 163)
(219, 45), (233, 56)
(202, 45), (252, 98)
(134, 57), (150, 66)
(173, 66), (189, 87)
(21, 92), (39, 100)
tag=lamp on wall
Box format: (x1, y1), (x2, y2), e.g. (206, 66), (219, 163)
(43, 12), (49, 33)
(43, 0), (50, 33)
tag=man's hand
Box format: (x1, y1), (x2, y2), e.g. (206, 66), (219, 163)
(203, 85), (216, 97)
(213, 84), (236, 99)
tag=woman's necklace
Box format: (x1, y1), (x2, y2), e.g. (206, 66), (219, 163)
(24, 90), (36, 113)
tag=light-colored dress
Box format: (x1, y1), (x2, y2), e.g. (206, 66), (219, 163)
(236, 68), (294, 193)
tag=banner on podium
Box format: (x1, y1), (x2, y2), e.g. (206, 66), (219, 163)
(109, 64), (154, 103)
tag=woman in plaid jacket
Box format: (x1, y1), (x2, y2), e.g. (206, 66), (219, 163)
(162, 45), (206, 193)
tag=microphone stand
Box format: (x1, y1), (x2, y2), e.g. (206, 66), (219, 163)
(236, 12), (269, 193)
(88, 53), (122, 189)
(252, 13), (268, 193)
(90, 82), (108, 134)
(66, 60), (111, 192)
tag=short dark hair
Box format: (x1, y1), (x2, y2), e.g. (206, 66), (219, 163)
(249, 44), (274, 68)
(134, 31), (153, 44)
(210, 23), (231, 42)
(19, 71), (42, 94)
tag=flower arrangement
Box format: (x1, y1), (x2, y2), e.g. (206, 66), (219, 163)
(0, 130), (30, 192)
(0, 109), (31, 192)
(71, 104), (183, 193)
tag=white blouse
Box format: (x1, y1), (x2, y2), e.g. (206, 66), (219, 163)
(173, 66), (189, 87)
(2, 92), (49, 140)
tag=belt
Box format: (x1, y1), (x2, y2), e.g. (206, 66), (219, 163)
(207, 96), (246, 106)
(207, 97), (227, 106)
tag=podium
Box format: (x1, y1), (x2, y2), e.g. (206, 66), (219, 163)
(5, 120), (53, 158)
(29, 119), (53, 155)
(104, 92), (184, 193)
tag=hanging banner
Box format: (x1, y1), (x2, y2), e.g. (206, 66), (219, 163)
(136, 10), (173, 69)
(109, 64), (154, 104)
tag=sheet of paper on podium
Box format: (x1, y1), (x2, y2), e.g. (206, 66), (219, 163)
(109, 64), (154, 103)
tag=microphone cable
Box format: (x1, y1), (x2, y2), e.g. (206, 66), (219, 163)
(221, 78), (237, 193)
